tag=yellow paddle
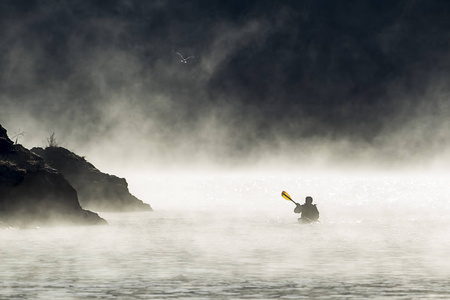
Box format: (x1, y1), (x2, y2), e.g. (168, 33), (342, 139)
(283, 191), (321, 223)
(281, 191), (299, 205)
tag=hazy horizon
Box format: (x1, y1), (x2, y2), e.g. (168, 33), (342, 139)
(2, 0), (450, 174)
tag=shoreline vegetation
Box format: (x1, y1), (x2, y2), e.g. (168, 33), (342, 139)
(0, 124), (152, 228)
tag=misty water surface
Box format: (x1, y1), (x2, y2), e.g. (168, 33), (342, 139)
(1, 173), (450, 299)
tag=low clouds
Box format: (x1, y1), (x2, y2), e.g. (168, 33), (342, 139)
(1, 0), (450, 170)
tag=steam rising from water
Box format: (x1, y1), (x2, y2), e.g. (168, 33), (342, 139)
(2, 174), (450, 298)
(1, 1), (450, 173)
(2, 4), (450, 298)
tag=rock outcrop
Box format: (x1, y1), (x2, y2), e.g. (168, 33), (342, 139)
(0, 125), (107, 227)
(31, 147), (152, 212)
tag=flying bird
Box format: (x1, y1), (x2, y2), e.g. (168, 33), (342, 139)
(174, 51), (196, 63)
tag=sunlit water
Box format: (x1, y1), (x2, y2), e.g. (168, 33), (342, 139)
(1, 173), (450, 299)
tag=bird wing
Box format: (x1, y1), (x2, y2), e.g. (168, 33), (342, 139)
(175, 52), (184, 59)
(185, 56), (196, 60)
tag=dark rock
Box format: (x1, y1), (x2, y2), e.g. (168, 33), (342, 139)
(0, 126), (14, 155)
(31, 147), (152, 212)
(0, 124), (107, 227)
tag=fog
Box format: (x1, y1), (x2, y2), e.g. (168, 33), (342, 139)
(2, 173), (450, 298)
(3, 4), (450, 299)
(1, 1), (450, 178)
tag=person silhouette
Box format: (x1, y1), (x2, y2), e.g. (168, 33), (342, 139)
(294, 196), (319, 223)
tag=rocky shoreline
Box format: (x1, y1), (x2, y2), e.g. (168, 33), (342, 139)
(31, 147), (152, 212)
(0, 124), (151, 228)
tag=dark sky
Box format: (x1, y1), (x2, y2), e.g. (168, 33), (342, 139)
(1, 0), (450, 169)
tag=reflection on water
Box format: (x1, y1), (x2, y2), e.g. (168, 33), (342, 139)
(1, 174), (450, 299)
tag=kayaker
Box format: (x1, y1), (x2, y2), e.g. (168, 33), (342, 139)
(294, 196), (319, 223)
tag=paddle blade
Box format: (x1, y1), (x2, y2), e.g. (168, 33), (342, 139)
(281, 191), (293, 201)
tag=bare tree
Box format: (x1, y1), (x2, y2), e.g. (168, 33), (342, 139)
(47, 132), (58, 147)
(11, 129), (26, 144)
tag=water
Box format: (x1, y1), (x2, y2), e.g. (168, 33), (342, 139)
(1, 173), (450, 299)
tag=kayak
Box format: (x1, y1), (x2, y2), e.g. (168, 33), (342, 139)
(298, 218), (319, 224)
